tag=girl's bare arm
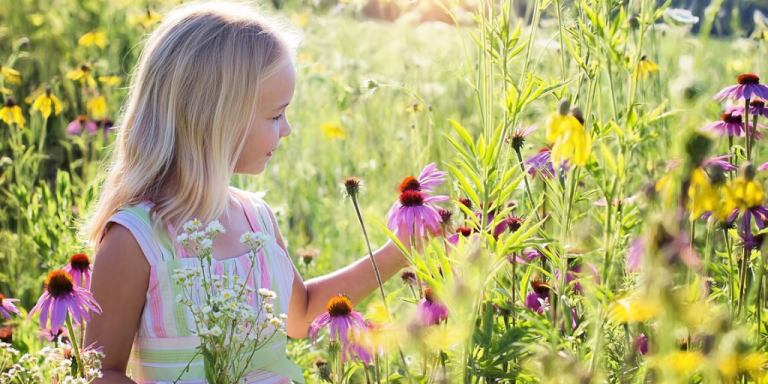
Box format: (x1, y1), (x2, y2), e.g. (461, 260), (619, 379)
(262, 206), (410, 339)
(85, 224), (150, 384)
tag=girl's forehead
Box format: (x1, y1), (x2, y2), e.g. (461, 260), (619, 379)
(260, 63), (296, 108)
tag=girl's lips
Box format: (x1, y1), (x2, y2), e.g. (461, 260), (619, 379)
(267, 151), (273, 157)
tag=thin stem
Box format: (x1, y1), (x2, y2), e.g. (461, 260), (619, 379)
(65, 314), (85, 378)
(350, 195), (390, 319)
(725, 228), (736, 312)
(745, 98), (752, 162)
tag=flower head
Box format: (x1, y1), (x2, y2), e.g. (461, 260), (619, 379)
(78, 31), (107, 49)
(702, 109), (764, 137)
(398, 163), (448, 194)
(31, 86), (62, 119)
(713, 74), (768, 102)
(546, 100), (592, 167)
(321, 123), (345, 139)
(703, 155), (738, 172)
(634, 55), (660, 80)
(508, 124), (537, 150)
(297, 247), (320, 266)
(0, 97), (24, 128)
(526, 147), (569, 179)
(387, 190), (449, 237)
(447, 227), (474, 246)
(525, 281), (551, 314)
(416, 289), (448, 326)
(341, 177), (362, 199)
(66, 115), (98, 135)
(28, 270), (102, 331)
(62, 254), (92, 289)
(308, 295), (367, 346)
(67, 63), (97, 88)
(457, 197), (473, 211)
(0, 293), (22, 320)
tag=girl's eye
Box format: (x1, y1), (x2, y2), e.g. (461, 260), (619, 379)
(272, 114), (284, 122)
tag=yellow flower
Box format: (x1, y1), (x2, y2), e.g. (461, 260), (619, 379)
(609, 296), (659, 323)
(1, 65), (21, 84)
(668, 351), (704, 375)
(130, 9), (163, 28)
(87, 95), (107, 119)
(67, 64), (97, 88)
(687, 168), (723, 221)
(546, 101), (592, 167)
(722, 176), (764, 211)
(98, 76), (121, 86)
(634, 55), (660, 80)
(405, 102), (424, 113)
(321, 123), (346, 139)
(0, 97), (25, 128)
(292, 12), (308, 27)
(32, 87), (62, 119)
(78, 31), (107, 49)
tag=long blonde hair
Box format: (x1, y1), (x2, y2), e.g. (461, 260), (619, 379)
(82, 1), (298, 251)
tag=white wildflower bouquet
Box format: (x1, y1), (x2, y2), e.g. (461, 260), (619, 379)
(0, 340), (105, 384)
(173, 219), (287, 384)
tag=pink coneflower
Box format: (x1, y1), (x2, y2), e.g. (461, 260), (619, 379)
(308, 295), (366, 346)
(702, 110), (764, 137)
(398, 163), (447, 193)
(63, 253), (92, 289)
(702, 155), (738, 172)
(342, 322), (381, 366)
(525, 148), (569, 179)
(507, 124), (538, 150)
(0, 293), (21, 319)
(556, 259), (600, 294)
(416, 289), (448, 326)
(731, 100), (768, 118)
(627, 238), (644, 272)
(387, 190), (448, 237)
(457, 198), (473, 211)
(447, 227), (474, 246)
(437, 209), (454, 227)
(635, 333), (649, 355)
(524, 281), (551, 314)
(66, 115), (98, 135)
(28, 270), (102, 331)
(712, 74), (768, 102)
(39, 327), (69, 343)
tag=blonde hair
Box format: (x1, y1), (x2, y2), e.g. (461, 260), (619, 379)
(82, 1), (298, 250)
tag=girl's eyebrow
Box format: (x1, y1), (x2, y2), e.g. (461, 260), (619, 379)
(273, 102), (290, 111)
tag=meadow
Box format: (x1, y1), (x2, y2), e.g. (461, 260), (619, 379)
(2, 0), (768, 382)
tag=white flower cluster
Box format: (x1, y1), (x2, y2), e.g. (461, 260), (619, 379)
(0, 341), (104, 384)
(171, 219), (286, 383)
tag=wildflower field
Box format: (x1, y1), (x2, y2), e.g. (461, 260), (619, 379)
(4, 0), (768, 382)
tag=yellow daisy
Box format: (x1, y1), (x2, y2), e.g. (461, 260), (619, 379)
(546, 100), (592, 167)
(1, 64), (21, 84)
(608, 296), (659, 323)
(0, 97), (25, 128)
(687, 167), (723, 221)
(67, 64), (97, 88)
(78, 31), (107, 49)
(32, 86), (62, 119)
(634, 55), (660, 80)
(87, 95), (107, 119)
(321, 123), (346, 139)
(98, 75), (121, 86)
(131, 9), (163, 28)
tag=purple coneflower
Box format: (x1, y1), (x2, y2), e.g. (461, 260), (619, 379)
(416, 289), (448, 326)
(40, 327), (69, 343)
(635, 333), (649, 355)
(712, 74), (768, 102)
(525, 148), (570, 179)
(66, 115), (98, 135)
(702, 110), (764, 137)
(63, 253), (92, 289)
(524, 281), (551, 314)
(28, 270), (102, 331)
(0, 293), (21, 319)
(398, 163), (447, 193)
(457, 198), (473, 211)
(308, 295), (367, 346)
(508, 124), (538, 150)
(731, 99), (768, 118)
(627, 238), (643, 272)
(387, 190), (449, 237)
(447, 227), (474, 246)
(702, 155), (738, 172)
(555, 258), (600, 294)
(522, 248), (545, 262)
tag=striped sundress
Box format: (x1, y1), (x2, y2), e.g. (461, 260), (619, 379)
(101, 187), (304, 384)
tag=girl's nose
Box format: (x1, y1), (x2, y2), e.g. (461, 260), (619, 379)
(281, 121), (292, 138)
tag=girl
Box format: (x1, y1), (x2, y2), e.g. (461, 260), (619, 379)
(83, 2), (416, 383)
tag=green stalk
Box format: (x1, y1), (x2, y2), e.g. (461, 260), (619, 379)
(350, 194), (390, 319)
(725, 228), (736, 312)
(65, 314), (85, 378)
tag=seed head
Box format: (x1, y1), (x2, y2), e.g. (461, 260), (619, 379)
(424, 288), (438, 303)
(68, 254), (91, 271)
(457, 198), (473, 211)
(399, 176), (421, 192)
(456, 227), (473, 237)
(341, 177), (362, 199)
(558, 99), (571, 116)
(45, 270), (74, 298)
(401, 270), (416, 285)
(741, 162), (756, 181)
(438, 209), (453, 226)
(326, 339), (341, 356)
(399, 190), (425, 207)
(737, 74), (760, 85)
(326, 295), (354, 317)
(751, 99), (765, 108)
(4, 98), (17, 108)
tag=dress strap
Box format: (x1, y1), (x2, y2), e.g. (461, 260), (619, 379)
(100, 203), (173, 266)
(231, 189), (274, 291)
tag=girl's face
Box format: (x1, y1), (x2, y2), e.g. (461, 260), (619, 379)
(234, 61), (296, 175)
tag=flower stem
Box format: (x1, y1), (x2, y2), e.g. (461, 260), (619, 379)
(724, 228), (736, 312)
(745, 98), (752, 162)
(350, 195), (391, 319)
(65, 314), (85, 378)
